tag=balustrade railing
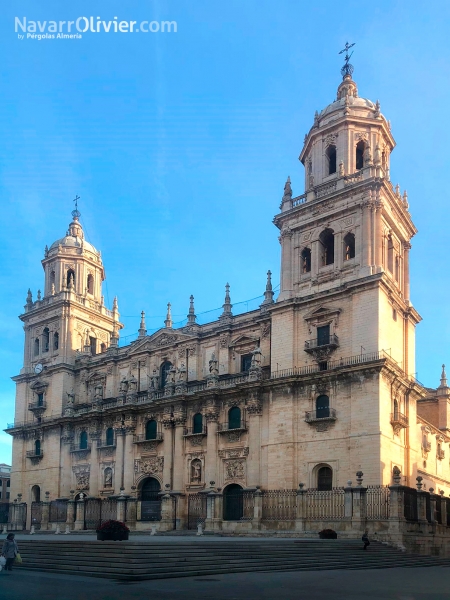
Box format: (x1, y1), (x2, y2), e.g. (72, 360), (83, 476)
(366, 485), (390, 520)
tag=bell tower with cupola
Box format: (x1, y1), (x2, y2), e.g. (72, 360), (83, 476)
(272, 50), (421, 379)
(14, 206), (122, 422)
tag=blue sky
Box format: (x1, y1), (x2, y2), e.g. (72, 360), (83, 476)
(1, 0), (450, 464)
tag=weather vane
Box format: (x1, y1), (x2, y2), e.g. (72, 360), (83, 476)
(339, 41), (355, 78)
(72, 195), (81, 219)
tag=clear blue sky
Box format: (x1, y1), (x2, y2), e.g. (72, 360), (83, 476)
(1, 0), (450, 464)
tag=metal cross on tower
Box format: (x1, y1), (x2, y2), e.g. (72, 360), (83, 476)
(339, 41), (355, 78)
(72, 195), (81, 219)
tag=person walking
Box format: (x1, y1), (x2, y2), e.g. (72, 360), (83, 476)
(2, 533), (19, 572)
(362, 529), (370, 551)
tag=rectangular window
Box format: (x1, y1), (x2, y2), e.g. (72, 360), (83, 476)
(6, 492), (10, 500)
(6, 479), (10, 487)
(317, 325), (330, 346)
(37, 393), (44, 406)
(241, 354), (253, 372)
(90, 336), (97, 356)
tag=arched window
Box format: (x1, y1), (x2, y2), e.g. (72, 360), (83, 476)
(387, 236), (394, 272)
(317, 466), (333, 491)
(145, 420), (157, 440)
(87, 274), (94, 295)
(105, 427), (114, 446)
(316, 395), (330, 419)
(228, 406), (241, 430)
(42, 328), (49, 352)
(344, 233), (355, 261)
(34, 439), (41, 456)
(31, 485), (40, 503)
(319, 229), (334, 266)
(79, 431), (88, 450)
(90, 337), (97, 356)
(100, 343), (106, 353)
(67, 269), (75, 288)
(160, 361), (172, 388)
(326, 145), (337, 175)
(356, 141), (365, 170)
(104, 467), (113, 488)
(53, 332), (59, 350)
(301, 248), (311, 273)
(34, 338), (40, 356)
(193, 413), (203, 434)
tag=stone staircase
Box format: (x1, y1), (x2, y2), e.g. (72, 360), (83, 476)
(15, 539), (450, 581)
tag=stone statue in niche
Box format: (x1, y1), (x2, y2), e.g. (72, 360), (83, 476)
(104, 467), (113, 488)
(191, 459), (202, 483)
(209, 353), (219, 376)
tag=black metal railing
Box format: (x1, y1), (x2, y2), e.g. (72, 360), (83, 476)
(305, 408), (337, 422)
(26, 449), (44, 458)
(69, 443), (91, 453)
(49, 500), (68, 523)
(217, 419), (248, 432)
(133, 432), (164, 443)
(390, 412), (409, 427)
(28, 401), (47, 411)
(305, 334), (339, 351)
(403, 487), (418, 522)
(183, 425), (208, 436)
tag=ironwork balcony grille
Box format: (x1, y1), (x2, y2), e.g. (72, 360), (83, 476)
(97, 438), (116, 449)
(69, 443), (91, 453)
(217, 420), (248, 433)
(28, 400), (47, 411)
(133, 433), (164, 443)
(304, 334), (339, 352)
(390, 412), (409, 428)
(183, 425), (207, 437)
(26, 450), (44, 458)
(305, 408), (337, 423)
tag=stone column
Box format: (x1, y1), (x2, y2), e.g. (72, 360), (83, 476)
(335, 231), (343, 271)
(126, 494), (137, 530)
(388, 469), (405, 541)
(374, 201), (383, 270)
(116, 493), (127, 523)
(159, 493), (175, 532)
(41, 491), (50, 531)
(361, 201), (372, 269)
(89, 437), (100, 497)
(278, 227), (293, 301)
(205, 411), (219, 486)
(344, 481), (353, 519)
(65, 495), (76, 531)
(295, 483), (307, 532)
(114, 428), (125, 491)
(74, 495), (86, 531)
(429, 489), (437, 524)
(173, 419), (186, 492)
(162, 421), (174, 489)
(252, 487), (262, 531)
(311, 240), (319, 279)
(123, 429), (136, 494)
(403, 242), (411, 301)
(246, 394), (262, 488)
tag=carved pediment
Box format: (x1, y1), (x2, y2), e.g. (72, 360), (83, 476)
(30, 379), (49, 391)
(130, 328), (196, 354)
(304, 305), (341, 326)
(230, 335), (259, 349)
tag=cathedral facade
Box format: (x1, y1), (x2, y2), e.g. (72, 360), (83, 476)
(7, 70), (450, 530)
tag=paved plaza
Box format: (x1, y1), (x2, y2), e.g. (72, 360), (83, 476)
(1, 565), (449, 600)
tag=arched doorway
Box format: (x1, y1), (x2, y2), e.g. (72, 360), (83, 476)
(31, 485), (41, 503)
(140, 477), (162, 521)
(30, 485), (42, 530)
(223, 484), (243, 521)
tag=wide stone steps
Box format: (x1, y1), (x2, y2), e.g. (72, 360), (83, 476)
(15, 540), (450, 580)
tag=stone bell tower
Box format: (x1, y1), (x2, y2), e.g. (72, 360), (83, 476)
(272, 54), (421, 377)
(14, 206), (121, 422)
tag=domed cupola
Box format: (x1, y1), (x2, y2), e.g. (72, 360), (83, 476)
(41, 205), (105, 300)
(299, 46), (395, 192)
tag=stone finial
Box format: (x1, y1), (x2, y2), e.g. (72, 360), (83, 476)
(416, 476), (423, 491)
(439, 364), (448, 389)
(283, 176), (292, 198)
(187, 295), (197, 325)
(219, 283), (233, 320)
(374, 99), (381, 118)
(261, 270), (274, 307)
(395, 183), (401, 198)
(392, 465), (401, 485)
(37, 289), (42, 300)
(403, 190), (409, 208)
(356, 471), (364, 486)
(113, 296), (118, 312)
(26, 289), (33, 307)
(164, 303), (173, 329)
(314, 110), (319, 127)
(280, 176), (293, 210)
(44, 245), (49, 257)
(138, 311), (147, 338)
